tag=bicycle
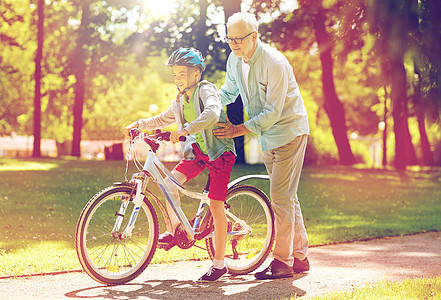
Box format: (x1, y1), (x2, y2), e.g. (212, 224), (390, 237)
(75, 129), (274, 285)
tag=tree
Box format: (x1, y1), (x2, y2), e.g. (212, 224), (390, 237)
(0, 1), (31, 137)
(124, 0), (246, 162)
(128, 0), (228, 73)
(33, 0), (44, 157)
(256, 0), (356, 165)
(71, 2), (89, 157)
(324, 0), (436, 168)
(414, 64), (434, 165)
(221, 0), (245, 164)
(411, 0), (441, 165)
(64, 0), (151, 155)
(196, 0), (210, 58)
(309, 4), (356, 165)
(366, 0), (420, 170)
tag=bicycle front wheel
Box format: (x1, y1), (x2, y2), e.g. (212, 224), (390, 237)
(206, 184), (274, 275)
(76, 186), (159, 285)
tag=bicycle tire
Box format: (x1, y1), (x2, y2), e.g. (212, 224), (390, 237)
(76, 186), (159, 285)
(206, 184), (274, 275)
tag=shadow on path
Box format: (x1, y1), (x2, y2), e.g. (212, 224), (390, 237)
(65, 274), (308, 300)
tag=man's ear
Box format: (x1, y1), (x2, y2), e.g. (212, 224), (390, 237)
(252, 31), (258, 41)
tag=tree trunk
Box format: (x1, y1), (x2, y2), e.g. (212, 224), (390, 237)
(404, 119), (418, 165)
(390, 59), (411, 170)
(414, 65), (435, 166)
(222, 0), (245, 164)
(33, 0), (44, 158)
(389, 57), (418, 169)
(382, 85), (388, 167)
(312, 9), (356, 165)
(417, 111), (434, 165)
(221, 0), (241, 39)
(71, 3), (90, 157)
(196, 0), (209, 58)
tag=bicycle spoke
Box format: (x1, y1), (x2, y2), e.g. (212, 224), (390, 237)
(206, 185), (274, 275)
(77, 187), (158, 284)
(90, 240), (115, 265)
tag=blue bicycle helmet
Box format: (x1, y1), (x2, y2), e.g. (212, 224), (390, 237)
(165, 47), (206, 71)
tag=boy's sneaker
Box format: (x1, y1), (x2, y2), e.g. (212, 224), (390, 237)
(157, 232), (176, 251)
(158, 232), (174, 244)
(198, 266), (228, 282)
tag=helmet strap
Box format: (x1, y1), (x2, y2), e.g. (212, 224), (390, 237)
(175, 67), (198, 102)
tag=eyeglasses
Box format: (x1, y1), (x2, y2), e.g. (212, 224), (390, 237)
(224, 32), (255, 45)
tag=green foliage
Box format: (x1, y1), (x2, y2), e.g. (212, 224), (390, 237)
(83, 59), (177, 140)
(0, 0), (35, 136)
(257, 0), (441, 167)
(282, 50), (345, 165)
(1, 0), (440, 166)
(305, 276), (441, 300)
(125, 0), (230, 75)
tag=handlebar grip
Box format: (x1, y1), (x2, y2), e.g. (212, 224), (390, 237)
(155, 130), (186, 142)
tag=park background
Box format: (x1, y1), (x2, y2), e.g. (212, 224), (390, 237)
(1, 0), (441, 298)
(1, 0), (440, 169)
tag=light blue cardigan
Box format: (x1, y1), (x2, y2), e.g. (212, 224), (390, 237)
(219, 41), (309, 151)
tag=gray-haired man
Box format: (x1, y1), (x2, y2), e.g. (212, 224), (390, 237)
(213, 12), (310, 280)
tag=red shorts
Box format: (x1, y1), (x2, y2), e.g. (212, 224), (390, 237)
(174, 144), (235, 201)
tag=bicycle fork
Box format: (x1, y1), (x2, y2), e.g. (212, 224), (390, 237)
(111, 176), (145, 239)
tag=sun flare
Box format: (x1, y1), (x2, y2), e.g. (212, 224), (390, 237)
(140, 0), (177, 19)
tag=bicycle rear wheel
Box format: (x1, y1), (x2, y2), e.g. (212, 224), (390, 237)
(206, 184), (274, 275)
(76, 186), (158, 285)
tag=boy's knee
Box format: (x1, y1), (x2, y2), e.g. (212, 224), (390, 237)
(210, 200), (225, 214)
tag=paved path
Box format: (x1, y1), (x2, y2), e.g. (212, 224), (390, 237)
(1, 232), (440, 299)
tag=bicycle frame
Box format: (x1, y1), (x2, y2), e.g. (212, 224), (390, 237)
(76, 130), (276, 284)
(115, 137), (253, 242)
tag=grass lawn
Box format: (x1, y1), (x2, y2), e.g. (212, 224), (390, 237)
(1, 157), (441, 278)
(303, 275), (441, 300)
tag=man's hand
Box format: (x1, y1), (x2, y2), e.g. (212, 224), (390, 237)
(123, 122), (138, 138)
(170, 130), (188, 143)
(213, 116), (251, 138)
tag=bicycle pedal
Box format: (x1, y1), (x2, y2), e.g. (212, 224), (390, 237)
(157, 241), (176, 251)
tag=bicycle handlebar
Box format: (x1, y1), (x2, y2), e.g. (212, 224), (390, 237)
(129, 128), (186, 153)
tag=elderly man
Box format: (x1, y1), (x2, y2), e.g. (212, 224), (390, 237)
(213, 12), (310, 280)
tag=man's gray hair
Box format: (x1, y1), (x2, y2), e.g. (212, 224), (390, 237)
(227, 12), (259, 33)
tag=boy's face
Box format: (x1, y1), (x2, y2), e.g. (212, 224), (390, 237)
(172, 65), (200, 93)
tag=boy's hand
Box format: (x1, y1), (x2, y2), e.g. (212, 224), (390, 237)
(123, 122), (138, 138)
(170, 130), (188, 143)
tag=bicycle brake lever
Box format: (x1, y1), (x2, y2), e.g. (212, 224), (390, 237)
(130, 128), (140, 140)
(144, 137), (160, 153)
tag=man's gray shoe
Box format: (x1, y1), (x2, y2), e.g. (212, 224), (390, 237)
(293, 257), (310, 273)
(255, 259), (294, 280)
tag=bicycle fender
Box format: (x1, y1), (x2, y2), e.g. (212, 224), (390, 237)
(227, 174), (270, 189)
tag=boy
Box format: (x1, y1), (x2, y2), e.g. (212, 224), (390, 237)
(124, 48), (236, 282)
